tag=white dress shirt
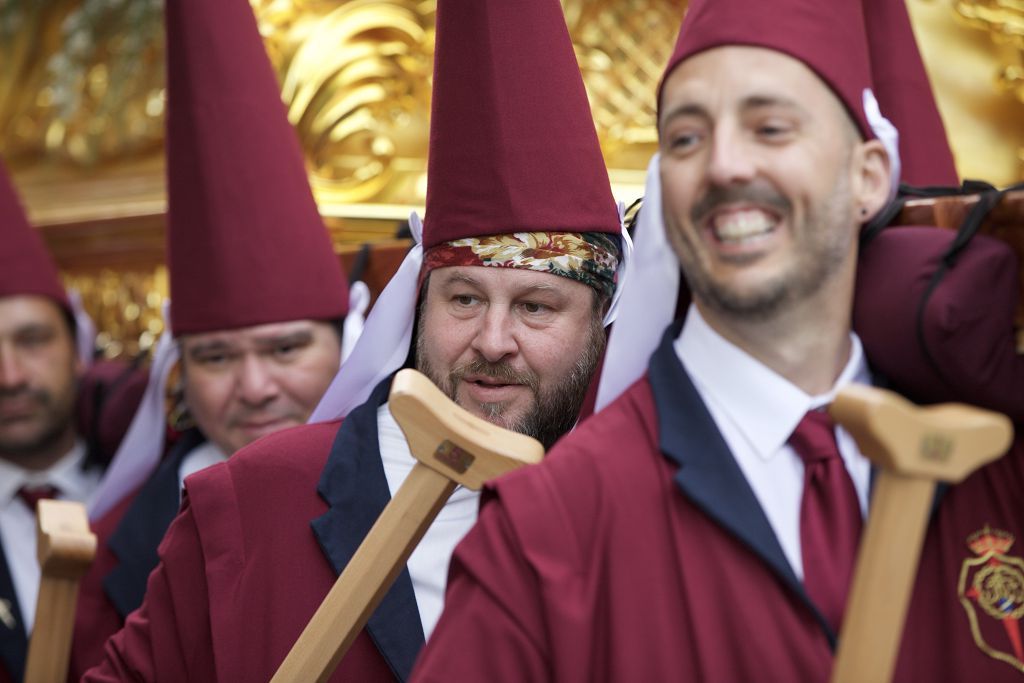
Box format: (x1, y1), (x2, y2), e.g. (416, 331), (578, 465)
(178, 440), (228, 495)
(0, 440), (100, 633)
(674, 305), (872, 580)
(377, 403), (480, 640)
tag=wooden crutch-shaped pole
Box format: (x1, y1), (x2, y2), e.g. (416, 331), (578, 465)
(23, 500), (96, 683)
(828, 385), (1014, 683)
(272, 368), (545, 683)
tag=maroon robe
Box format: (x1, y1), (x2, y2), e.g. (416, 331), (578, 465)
(70, 430), (205, 679)
(83, 378), (423, 682)
(70, 493), (134, 680)
(413, 334), (1024, 682)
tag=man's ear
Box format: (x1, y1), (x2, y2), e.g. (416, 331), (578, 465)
(851, 139), (892, 220)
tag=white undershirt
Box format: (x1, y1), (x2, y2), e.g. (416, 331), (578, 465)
(377, 403), (480, 639)
(0, 441), (99, 633)
(674, 305), (872, 580)
(178, 441), (228, 496)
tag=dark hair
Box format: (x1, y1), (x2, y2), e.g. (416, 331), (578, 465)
(60, 305), (79, 346)
(324, 316), (345, 344)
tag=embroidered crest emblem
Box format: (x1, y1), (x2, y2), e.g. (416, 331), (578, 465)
(958, 525), (1024, 674)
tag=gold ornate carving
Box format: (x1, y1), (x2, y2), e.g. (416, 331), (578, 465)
(0, 0), (164, 165)
(955, 0), (1024, 97)
(255, 0), (436, 206)
(952, 0), (1024, 177)
(63, 267), (168, 359)
(565, 0), (683, 163)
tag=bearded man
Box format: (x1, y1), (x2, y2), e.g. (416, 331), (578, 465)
(82, 0), (627, 679)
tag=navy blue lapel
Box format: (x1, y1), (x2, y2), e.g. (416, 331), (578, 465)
(311, 376), (424, 682)
(648, 324), (838, 647)
(103, 429), (205, 618)
(0, 542), (26, 682)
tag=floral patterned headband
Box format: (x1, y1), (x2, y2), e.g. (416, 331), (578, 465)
(422, 232), (621, 300)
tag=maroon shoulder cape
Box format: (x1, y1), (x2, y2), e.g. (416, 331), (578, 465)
(81, 418), (397, 682)
(414, 336), (1024, 682)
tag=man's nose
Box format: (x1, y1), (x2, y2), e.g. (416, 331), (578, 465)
(707, 129), (757, 187)
(470, 307), (519, 363)
(235, 355), (279, 406)
(0, 347), (28, 390)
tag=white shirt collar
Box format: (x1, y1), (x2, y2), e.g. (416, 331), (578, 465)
(675, 305), (870, 462)
(0, 440), (90, 507)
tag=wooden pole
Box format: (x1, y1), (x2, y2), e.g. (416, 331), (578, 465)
(829, 385), (1013, 683)
(23, 500), (96, 683)
(272, 369), (544, 683)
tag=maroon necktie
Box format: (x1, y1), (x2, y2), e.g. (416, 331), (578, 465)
(789, 410), (862, 634)
(17, 485), (59, 513)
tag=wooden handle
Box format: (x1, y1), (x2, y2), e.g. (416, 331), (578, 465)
(389, 368), (545, 487)
(272, 369), (545, 683)
(23, 500), (96, 683)
(830, 384), (1011, 481)
(271, 466), (455, 683)
(830, 473), (933, 683)
(829, 385), (1014, 683)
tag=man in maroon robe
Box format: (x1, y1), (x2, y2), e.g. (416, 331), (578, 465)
(81, 0), (628, 680)
(66, 0), (357, 676)
(0, 151), (150, 683)
(411, 0), (1024, 681)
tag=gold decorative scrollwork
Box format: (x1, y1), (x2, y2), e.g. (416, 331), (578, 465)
(953, 0), (1024, 175)
(0, 0), (164, 166)
(63, 267), (168, 359)
(955, 0), (1024, 100)
(255, 0), (435, 205)
(564, 0), (684, 160)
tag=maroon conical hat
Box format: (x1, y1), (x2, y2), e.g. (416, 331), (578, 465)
(862, 0), (958, 186)
(661, 0), (875, 139)
(422, 0), (620, 249)
(0, 160), (70, 311)
(165, 0), (348, 336)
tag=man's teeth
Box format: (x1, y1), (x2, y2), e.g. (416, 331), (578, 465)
(713, 210), (775, 242)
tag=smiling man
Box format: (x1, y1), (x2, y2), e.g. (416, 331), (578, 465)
(82, 0), (625, 680)
(412, 0), (1024, 681)
(66, 0), (354, 675)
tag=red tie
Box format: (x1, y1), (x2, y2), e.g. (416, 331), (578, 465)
(789, 410), (862, 634)
(17, 485), (59, 513)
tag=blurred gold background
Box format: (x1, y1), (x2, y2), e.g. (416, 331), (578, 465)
(1, 0), (1022, 356)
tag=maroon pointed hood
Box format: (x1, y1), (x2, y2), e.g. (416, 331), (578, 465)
(0, 160), (69, 312)
(421, 0), (620, 249)
(862, 0), (958, 185)
(165, 0), (349, 335)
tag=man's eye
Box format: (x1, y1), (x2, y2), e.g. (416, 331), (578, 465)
(17, 334), (51, 348)
(756, 122), (793, 139)
(272, 343), (302, 359)
(670, 132), (700, 151)
(520, 302), (550, 315)
(453, 295), (478, 307)
(194, 353), (229, 366)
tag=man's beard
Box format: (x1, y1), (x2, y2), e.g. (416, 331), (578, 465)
(415, 311), (606, 449)
(0, 387), (76, 461)
(676, 176), (854, 322)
